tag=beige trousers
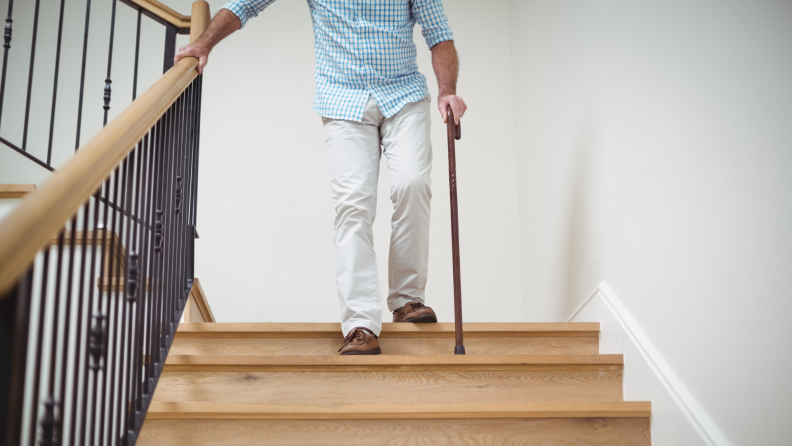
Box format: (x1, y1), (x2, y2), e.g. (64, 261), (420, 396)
(323, 95), (433, 337)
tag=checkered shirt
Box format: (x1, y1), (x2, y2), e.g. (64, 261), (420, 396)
(221, 0), (454, 121)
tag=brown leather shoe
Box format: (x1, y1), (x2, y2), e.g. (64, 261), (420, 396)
(392, 302), (437, 323)
(338, 327), (381, 355)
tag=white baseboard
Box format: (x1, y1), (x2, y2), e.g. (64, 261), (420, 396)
(567, 282), (731, 446)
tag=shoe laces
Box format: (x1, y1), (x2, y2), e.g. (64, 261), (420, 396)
(406, 302), (426, 313)
(338, 327), (377, 352)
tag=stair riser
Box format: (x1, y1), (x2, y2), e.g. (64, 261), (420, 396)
(153, 370), (623, 405)
(138, 417), (650, 445)
(169, 336), (598, 356)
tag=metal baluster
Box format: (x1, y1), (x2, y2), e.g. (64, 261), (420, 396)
(69, 200), (93, 446)
(194, 75), (203, 228)
(88, 175), (114, 446)
(163, 24), (176, 73)
(40, 228), (66, 446)
(108, 151), (133, 446)
(99, 163), (124, 445)
(21, 0), (42, 152)
(103, 0), (118, 126)
(29, 243), (51, 445)
(57, 217), (79, 444)
(0, 0), (14, 129)
(79, 184), (105, 446)
(132, 8), (141, 101)
(75, 0), (92, 150)
(141, 126), (159, 407)
(2, 268), (33, 446)
(46, 0), (67, 166)
(124, 137), (145, 445)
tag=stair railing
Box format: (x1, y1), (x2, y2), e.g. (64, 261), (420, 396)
(0, 0), (193, 171)
(0, 2), (210, 445)
(446, 107), (465, 355)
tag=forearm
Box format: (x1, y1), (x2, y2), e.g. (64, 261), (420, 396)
(431, 40), (459, 96)
(194, 9), (241, 52)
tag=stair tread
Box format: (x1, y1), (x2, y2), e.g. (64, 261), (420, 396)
(164, 354), (622, 371)
(147, 401), (650, 419)
(176, 322), (600, 338)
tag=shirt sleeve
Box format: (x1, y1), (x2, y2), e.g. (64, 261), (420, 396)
(411, 0), (454, 49)
(221, 0), (278, 29)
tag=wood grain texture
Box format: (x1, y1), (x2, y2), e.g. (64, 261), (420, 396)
(138, 417), (651, 445)
(153, 370), (622, 405)
(163, 354), (623, 372)
(184, 295), (205, 322)
(128, 0), (191, 28)
(190, 1), (211, 44)
(0, 4), (210, 295)
(187, 278), (215, 322)
(176, 322), (600, 338)
(0, 184), (35, 198)
(146, 401), (651, 419)
(169, 335), (598, 356)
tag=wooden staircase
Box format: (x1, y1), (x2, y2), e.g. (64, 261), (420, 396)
(138, 323), (651, 444)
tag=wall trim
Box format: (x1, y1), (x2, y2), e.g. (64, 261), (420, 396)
(567, 281), (730, 446)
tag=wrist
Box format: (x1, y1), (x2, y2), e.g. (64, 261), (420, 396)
(194, 39), (212, 53)
(438, 90), (456, 98)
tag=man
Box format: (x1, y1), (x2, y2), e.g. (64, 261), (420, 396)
(174, 0), (467, 355)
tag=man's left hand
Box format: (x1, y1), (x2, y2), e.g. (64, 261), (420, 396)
(438, 95), (467, 125)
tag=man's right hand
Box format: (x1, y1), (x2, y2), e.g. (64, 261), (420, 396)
(174, 43), (210, 74)
(172, 9), (243, 74)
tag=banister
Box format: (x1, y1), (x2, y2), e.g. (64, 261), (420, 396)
(124, 0), (192, 31)
(0, 1), (211, 296)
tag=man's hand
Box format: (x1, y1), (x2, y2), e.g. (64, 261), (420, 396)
(174, 43), (210, 74)
(438, 94), (467, 125)
(431, 41), (466, 125)
(172, 9), (242, 74)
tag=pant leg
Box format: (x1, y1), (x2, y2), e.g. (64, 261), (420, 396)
(323, 97), (385, 337)
(379, 96), (433, 312)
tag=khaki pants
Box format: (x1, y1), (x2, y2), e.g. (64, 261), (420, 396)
(323, 95), (433, 337)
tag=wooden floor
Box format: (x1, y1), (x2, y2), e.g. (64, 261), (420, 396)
(138, 322), (651, 445)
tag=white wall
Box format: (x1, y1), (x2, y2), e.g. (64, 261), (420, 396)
(508, 1), (792, 444)
(163, 0), (523, 325)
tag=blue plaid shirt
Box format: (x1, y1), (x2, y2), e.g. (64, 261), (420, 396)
(221, 0), (454, 121)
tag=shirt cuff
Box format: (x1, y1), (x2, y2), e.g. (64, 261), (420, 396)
(221, 4), (251, 29)
(425, 33), (454, 50)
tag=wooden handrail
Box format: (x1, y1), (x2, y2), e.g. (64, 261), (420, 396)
(125, 0), (192, 30)
(0, 1), (211, 296)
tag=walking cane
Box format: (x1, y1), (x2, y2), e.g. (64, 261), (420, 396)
(446, 107), (465, 355)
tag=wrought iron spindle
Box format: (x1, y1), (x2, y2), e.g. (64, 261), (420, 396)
(29, 246), (51, 445)
(132, 8), (142, 100)
(103, 0), (118, 126)
(0, 0), (14, 129)
(75, 0), (92, 150)
(46, 0), (67, 165)
(21, 0), (42, 152)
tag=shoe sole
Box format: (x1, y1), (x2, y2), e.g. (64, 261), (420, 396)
(340, 347), (382, 355)
(404, 314), (438, 323)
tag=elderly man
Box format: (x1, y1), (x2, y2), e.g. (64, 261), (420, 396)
(175, 0), (467, 355)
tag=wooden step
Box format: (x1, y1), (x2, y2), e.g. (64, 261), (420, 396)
(172, 322), (600, 355)
(163, 354), (622, 372)
(153, 369), (623, 405)
(138, 402), (651, 445)
(0, 184), (35, 198)
(147, 401), (651, 419)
